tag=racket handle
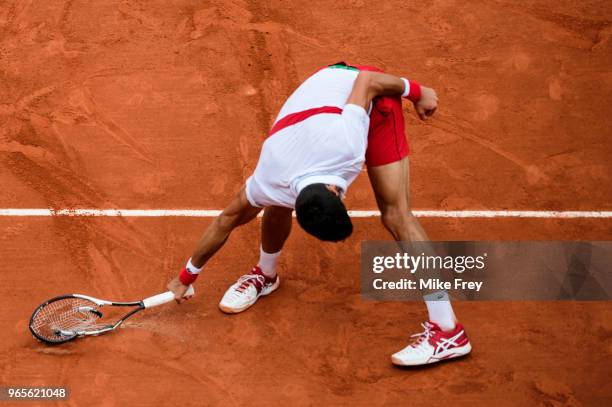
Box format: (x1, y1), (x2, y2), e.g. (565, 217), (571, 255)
(142, 285), (195, 308)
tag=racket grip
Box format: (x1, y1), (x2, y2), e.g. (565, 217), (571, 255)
(142, 285), (195, 308)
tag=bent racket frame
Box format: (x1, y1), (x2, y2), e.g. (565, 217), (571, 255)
(29, 286), (194, 345)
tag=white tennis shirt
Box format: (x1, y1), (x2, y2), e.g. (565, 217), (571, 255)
(245, 67), (369, 208)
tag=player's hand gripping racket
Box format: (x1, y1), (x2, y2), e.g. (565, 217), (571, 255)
(29, 286), (194, 344)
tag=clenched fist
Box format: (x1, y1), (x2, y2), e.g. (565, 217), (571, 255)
(414, 86), (438, 120)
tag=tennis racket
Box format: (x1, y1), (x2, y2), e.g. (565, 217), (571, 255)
(29, 285), (194, 345)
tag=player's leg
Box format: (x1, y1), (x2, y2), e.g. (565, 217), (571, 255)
(368, 157), (427, 241)
(368, 157), (451, 292)
(367, 158), (471, 366)
(259, 206), (293, 276)
(261, 207), (293, 262)
(219, 206), (293, 314)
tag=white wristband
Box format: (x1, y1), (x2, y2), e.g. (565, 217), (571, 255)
(186, 258), (203, 274)
(400, 77), (410, 98)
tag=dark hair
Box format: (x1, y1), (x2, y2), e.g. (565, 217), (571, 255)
(295, 183), (353, 242)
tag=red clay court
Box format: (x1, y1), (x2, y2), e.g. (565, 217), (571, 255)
(1, 1), (611, 405)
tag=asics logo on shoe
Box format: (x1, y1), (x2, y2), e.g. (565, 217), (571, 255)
(432, 330), (468, 355)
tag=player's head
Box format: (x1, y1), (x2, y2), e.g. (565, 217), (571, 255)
(295, 183), (353, 242)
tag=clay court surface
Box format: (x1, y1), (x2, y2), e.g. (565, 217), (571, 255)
(1, 0), (611, 405)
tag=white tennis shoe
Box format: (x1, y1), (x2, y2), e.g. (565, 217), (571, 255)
(219, 266), (279, 314)
(391, 321), (472, 366)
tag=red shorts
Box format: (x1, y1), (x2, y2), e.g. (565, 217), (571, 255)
(349, 63), (409, 167)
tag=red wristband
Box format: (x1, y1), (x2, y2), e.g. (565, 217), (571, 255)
(179, 267), (198, 286)
(405, 80), (422, 103)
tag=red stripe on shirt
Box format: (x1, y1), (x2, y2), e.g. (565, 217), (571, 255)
(268, 106), (343, 137)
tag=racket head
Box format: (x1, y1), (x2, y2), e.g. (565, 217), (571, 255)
(29, 295), (106, 345)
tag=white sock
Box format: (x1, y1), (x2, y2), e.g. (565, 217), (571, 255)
(258, 246), (281, 278)
(423, 291), (457, 332)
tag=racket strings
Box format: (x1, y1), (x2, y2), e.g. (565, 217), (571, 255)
(31, 298), (103, 340)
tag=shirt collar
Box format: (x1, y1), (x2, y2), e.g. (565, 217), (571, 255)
(292, 174), (348, 198)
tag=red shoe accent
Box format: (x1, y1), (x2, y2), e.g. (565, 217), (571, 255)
(237, 266), (277, 294)
(426, 322), (470, 355)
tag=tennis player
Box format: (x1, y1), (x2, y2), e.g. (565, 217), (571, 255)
(167, 62), (471, 366)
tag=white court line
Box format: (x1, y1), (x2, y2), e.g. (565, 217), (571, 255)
(0, 209), (611, 218)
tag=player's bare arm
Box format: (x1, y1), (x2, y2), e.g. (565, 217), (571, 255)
(167, 188), (261, 302)
(347, 70), (439, 120)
